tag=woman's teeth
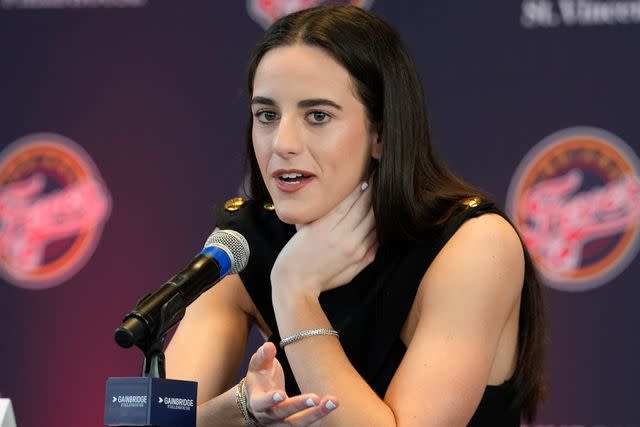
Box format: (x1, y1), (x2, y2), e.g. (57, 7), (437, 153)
(280, 173), (304, 183)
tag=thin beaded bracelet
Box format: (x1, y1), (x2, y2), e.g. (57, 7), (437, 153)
(235, 378), (261, 426)
(279, 328), (339, 349)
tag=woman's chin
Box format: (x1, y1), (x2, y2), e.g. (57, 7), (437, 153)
(274, 206), (316, 227)
(274, 209), (306, 225)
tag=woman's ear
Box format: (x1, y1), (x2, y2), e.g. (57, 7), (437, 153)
(370, 133), (382, 160)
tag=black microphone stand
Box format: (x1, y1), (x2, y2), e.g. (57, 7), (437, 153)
(105, 294), (196, 427)
(142, 338), (166, 379)
(117, 287), (189, 378)
(140, 304), (186, 380)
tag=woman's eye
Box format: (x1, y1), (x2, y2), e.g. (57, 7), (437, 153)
(255, 110), (278, 123)
(307, 111), (330, 124)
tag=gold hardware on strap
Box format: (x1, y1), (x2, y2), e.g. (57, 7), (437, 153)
(263, 201), (275, 211)
(224, 197), (245, 212)
(462, 196), (481, 208)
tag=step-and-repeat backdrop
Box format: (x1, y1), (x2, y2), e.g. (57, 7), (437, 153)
(1, 1), (638, 426)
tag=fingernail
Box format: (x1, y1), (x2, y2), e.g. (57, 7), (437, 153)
(259, 344), (265, 358)
(273, 392), (284, 402)
(305, 397), (315, 407)
(325, 400), (337, 410)
(360, 182), (369, 191)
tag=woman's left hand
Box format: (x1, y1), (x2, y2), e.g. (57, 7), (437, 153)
(270, 181), (377, 297)
(245, 342), (339, 426)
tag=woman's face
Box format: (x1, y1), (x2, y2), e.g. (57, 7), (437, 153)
(251, 43), (380, 225)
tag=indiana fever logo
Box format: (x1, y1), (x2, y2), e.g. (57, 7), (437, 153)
(0, 133), (111, 289)
(507, 127), (640, 291)
(247, 0), (374, 28)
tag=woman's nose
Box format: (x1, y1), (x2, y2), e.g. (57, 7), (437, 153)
(272, 116), (302, 158)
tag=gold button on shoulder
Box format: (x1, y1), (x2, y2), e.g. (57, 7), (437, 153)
(263, 201), (275, 211)
(224, 197), (246, 212)
(462, 196), (481, 208)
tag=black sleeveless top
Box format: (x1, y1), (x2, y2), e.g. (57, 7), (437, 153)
(215, 198), (521, 426)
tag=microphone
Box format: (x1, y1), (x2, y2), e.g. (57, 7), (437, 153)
(104, 229), (249, 427)
(114, 229), (249, 349)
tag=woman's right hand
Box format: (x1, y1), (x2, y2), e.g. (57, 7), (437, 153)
(270, 180), (377, 299)
(245, 342), (339, 426)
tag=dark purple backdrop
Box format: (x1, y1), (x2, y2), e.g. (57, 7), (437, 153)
(1, 1), (638, 426)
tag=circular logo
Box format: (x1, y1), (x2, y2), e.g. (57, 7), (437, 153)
(247, 0), (374, 29)
(0, 133), (111, 290)
(507, 127), (640, 291)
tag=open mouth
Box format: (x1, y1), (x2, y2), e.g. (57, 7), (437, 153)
(278, 172), (312, 184)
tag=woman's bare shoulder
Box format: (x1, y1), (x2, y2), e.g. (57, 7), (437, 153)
(425, 212), (524, 295)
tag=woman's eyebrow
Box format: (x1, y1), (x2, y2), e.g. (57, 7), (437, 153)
(297, 98), (342, 110)
(250, 97), (342, 110)
(251, 96), (276, 106)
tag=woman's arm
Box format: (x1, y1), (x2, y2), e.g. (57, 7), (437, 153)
(384, 213), (524, 426)
(164, 273), (252, 426)
(165, 274), (252, 403)
(165, 265), (340, 426)
(271, 187), (524, 426)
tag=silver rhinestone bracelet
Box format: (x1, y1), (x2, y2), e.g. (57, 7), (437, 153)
(279, 328), (339, 349)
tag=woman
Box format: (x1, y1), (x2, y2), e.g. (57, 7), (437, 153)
(165, 5), (546, 426)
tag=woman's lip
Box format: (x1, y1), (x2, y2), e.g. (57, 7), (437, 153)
(271, 169), (315, 178)
(273, 175), (314, 193)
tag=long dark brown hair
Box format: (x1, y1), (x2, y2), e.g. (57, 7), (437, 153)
(244, 5), (546, 421)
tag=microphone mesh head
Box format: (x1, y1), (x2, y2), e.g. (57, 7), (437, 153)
(204, 229), (250, 274)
